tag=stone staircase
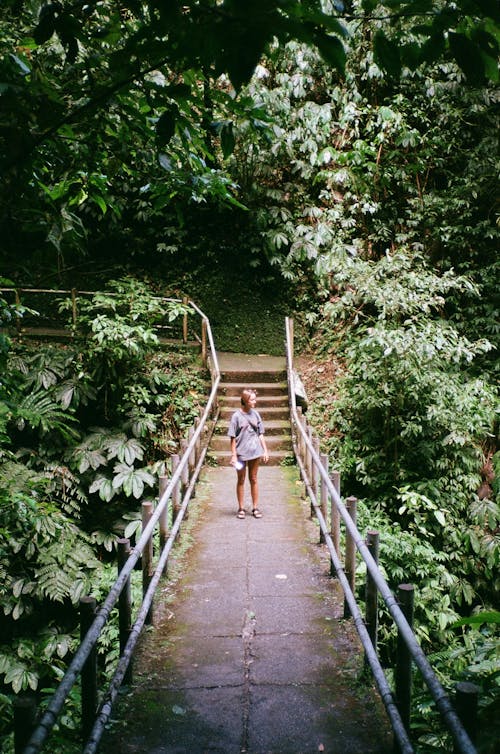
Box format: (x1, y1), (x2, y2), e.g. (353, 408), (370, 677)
(210, 361), (293, 466)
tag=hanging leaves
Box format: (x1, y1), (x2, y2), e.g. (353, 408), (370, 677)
(156, 106), (178, 147)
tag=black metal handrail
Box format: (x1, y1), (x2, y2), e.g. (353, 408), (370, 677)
(285, 316), (476, 754)
(22, 302), (220, 754)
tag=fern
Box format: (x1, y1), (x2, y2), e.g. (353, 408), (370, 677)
(16, 389), (79, 441)
(35, 527), (99, 605)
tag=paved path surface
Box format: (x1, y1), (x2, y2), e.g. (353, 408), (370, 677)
(103, 464), (392, 754)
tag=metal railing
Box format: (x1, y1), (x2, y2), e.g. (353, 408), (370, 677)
(20, 302), (220, 754)
(285, 316), (477, 754)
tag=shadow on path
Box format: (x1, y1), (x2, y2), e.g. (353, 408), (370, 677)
(102, 465), (392, 754)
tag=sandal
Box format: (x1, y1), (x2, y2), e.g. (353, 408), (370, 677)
(252, 508), (263, 518)
(237, 509), (246, 519)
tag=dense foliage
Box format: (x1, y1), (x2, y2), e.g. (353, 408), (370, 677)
(0, 280), (207, 748)
(0, 0), (498, 751)
(237, 15), (498, 752)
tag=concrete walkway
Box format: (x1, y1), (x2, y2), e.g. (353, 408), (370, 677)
(103, 464), (392, 754)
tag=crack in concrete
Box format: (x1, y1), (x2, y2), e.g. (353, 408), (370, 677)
(240, 608), (257, 753)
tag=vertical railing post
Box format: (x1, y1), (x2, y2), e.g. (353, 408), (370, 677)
(343, 496), (357, 618)
(117, 538), (132, 685)
(201, 317), (207, 367)
(454, 682), (479, 753)
(142, 501), (154, 625)
(319, 453), (329, 544)
(158, 475), (169, 560)
(301, 416), (309, 498)
(330, 471), (341, 576)
(188, 426), (196, 478)
(296, 407), (304, 473)
(71, 288), (77, 329)
(15, 289), (21, 335)
(80, 596), (98, 741)
(395, 583), (415, 747)
(180, 439), (189, 520)
(171, 453), (181, 523)
(365, 530), (379, 665)
(14, 695), (37, 754)
(311, 435), (319, 517)
(195, 415), (202, 463)
(182, 296), (188, 343)
(306, 425), (313, 501)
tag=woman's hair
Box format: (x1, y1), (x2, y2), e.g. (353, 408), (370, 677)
(240, 389), (256, 406)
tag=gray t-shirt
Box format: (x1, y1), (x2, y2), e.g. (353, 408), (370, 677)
(227, 408), (264, 461)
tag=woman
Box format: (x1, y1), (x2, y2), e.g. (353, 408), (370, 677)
(227, 388), (269, 519)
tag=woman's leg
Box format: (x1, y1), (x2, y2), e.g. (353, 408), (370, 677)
(247, 458), (261, 512)
(236, 466), (246, 512)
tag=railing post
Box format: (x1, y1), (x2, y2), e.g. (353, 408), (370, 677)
(171, 453), (181, 522)
(296, 407), (304, 473)
(343, 496), (357, 618)
(180, 439), (189, 519)
(454, 682), (479, 752)
(182, 296), (188, 343)
(80, 596), (98, 741)
(395, 583), (415, 748)
(195, 415), (202, 463)
(306, 424), (313, 499)
(14, 695), (37, 754)
(365, 530), (379, 665)
(311, 435), (319, 517)
(330, 470), (341, 576)
(15, 289), (21, 335)
(71, 288), (77, 328)
(319, 453), (328, 544)
(201, 317), (207, 367)
(158, 475), (169, 560)
(188, 426), (196, 479)
(142, 501), (154, 625)
(117, 538), (133, 685)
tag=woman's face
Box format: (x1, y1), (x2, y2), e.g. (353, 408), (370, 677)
(242, 391), (257, 409)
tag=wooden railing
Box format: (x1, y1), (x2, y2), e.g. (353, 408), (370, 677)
(0, 287), (207, 359)
(19, 303), (220, 754)
(285, 317), (478, 754)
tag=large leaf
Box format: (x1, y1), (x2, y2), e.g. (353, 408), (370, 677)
(112, 463), (155, 498)
(314, 34), (346, 72)
(156, 107), (178, 147)
(449, 32), (486, 82)
(220, 122), (235, 159)
(373, 30), (401, 78)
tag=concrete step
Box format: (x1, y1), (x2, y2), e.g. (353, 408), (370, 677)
(214, 418), (290, 436)
(220, 369), (287, 383)
(219, 405), (290, 422)
(210, 433), (292, 453)
(219, 381), (288, 398)
(219, 394), (289, 410)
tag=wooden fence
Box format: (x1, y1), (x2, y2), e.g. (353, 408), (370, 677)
(0, 287), (207, 361)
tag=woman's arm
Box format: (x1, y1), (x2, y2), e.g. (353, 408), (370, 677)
(230, 436), (237, 463)
(260, 434), (269, 463)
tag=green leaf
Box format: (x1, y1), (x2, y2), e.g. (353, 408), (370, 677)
(434, 510), (446, 526)
(452, 611), (500, 627)
(449, 33), (485, 83)
(373, 31), (401, 78)
(157, 108), (178, 147)
(313, 34), (346, 72)
(9, 54), (31, 76)
(220, 122), (235, 159)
